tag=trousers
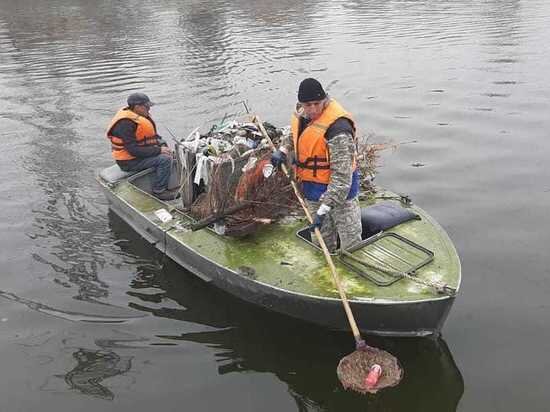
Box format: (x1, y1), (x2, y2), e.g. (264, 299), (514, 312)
(118, 154), (172, 193)
(307, 197), (362, 252)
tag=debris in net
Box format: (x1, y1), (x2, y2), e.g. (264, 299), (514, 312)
(337, 346), (403, 394)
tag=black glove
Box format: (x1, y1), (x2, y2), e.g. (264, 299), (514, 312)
(308, 213), (326, 232)
(271, 149), (287, 168)
(308, 204), (331, 232)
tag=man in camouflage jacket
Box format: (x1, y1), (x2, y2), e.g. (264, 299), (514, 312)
(272, 78), (362, 252)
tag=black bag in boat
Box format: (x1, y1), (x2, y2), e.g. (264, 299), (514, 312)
(361, 201), (420, 239)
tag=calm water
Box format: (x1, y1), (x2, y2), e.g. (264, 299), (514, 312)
(1, 0), (549, 410)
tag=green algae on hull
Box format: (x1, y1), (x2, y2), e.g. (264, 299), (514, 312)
(113, 181), (460, 302)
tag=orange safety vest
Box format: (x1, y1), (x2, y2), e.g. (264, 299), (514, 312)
(106, 108), (159, 161)
(291, 99), (357, 184)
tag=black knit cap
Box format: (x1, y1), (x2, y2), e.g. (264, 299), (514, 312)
(298, 78), (327, 102)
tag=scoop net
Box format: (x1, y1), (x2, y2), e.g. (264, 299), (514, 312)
(337, 346), (403, 394)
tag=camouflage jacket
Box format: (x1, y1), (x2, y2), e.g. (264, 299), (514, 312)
(283, 119), (356, 209)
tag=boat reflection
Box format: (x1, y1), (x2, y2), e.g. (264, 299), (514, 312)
(109, 211), (464, 411)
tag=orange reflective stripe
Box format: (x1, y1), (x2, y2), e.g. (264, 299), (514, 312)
(291, 99), (357, 184)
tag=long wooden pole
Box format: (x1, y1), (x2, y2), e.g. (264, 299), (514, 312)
(254, 116), (365, 347)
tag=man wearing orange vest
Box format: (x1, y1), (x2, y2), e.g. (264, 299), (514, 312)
(107, 93), (179, 201)
(271, 78), (362, 251)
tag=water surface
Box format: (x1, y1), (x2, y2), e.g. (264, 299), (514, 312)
(1, 1), (549, 410)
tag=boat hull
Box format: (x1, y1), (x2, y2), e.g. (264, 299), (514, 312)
(100, 177), (456, 337)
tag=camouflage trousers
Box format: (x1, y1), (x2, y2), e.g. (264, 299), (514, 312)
(307, 198), (362, 252)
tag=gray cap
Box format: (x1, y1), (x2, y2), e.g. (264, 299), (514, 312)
(127, 92), (155, 107)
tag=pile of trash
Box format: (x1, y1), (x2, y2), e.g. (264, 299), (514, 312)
(178, 117), (283, 187)
(175, 115), (299, 237)
(173, 114), (390, 237)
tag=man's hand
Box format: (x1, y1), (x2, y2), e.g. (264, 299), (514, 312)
(308, 204), (331, 232)
(271, 149), (287, 168)
(160, 146), (172, 155)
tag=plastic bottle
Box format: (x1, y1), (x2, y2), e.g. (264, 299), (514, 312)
(364, 364), (382, 389)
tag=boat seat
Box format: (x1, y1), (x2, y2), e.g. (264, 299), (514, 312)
(361, 201), (420, 239)
(98, 164), (154, 184)
(297, 201), (420, 247)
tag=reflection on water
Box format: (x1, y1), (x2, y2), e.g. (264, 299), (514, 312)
(0, 289), (143, 323)
(5, 36), (118, 304)
(109, 212), (463, 411)
(21, 94), (115, 304)
(63, 349), (132, 400)
(177, 330), (463, 411)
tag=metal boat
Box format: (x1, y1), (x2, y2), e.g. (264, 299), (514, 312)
(97, 164), (460, 337)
